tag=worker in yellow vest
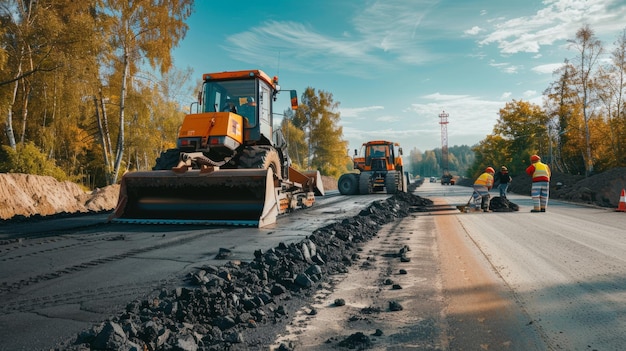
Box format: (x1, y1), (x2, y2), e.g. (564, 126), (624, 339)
(525, 154), (551, 212)
(473, 167), (495, 212)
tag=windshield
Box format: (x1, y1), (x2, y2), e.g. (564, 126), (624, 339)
(202, 80), (257, 127)
(370, 145), (387, 158)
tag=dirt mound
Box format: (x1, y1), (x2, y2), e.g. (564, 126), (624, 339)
(0, 173), (119, 220)
(321, 175), (337, 191)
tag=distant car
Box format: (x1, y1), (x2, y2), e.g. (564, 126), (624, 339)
(430, 177), (436, 183)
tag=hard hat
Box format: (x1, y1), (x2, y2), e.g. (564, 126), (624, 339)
(485, 167), (495, 173)
(530, 155), (541, 162)
(501, 166), (508, 171)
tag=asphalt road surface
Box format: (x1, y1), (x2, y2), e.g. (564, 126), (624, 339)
(420, 182), (626, 350)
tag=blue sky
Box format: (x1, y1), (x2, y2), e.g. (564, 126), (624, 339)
(170, 0), (626, 154)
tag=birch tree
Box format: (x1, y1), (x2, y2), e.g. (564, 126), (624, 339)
(293, 87), (348, 177)
(596, 29), (626, 166)
(568, 25), (604, 176)
(100, 0), (192, 183)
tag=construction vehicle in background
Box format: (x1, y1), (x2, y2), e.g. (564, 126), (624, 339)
(337, 140), (407, 195)
(441, 172), (455, 185)
(109, 69), (324, 227)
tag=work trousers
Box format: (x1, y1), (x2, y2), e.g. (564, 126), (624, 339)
(473, 185), (490, 210)
(531, 181), (549, 210)
(498, 183), (509, 198)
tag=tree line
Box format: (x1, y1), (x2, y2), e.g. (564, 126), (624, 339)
(1, 0), (193, 187)
(406, 145), (475, 179)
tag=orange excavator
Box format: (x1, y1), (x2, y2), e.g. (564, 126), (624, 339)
(109, 70), (324, 227)
(337, 140), (407, 195)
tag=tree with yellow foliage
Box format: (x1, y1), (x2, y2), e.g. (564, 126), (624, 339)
(99, 0), (192, 183)
(292, 87), (349, 177)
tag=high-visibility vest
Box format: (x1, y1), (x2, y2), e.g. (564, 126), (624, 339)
(474, 172), (493, 187)
(532, 162), (550, 182)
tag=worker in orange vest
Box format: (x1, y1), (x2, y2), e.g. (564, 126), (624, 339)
(525, 155), (551, 212)
(473, 167), (495, 212)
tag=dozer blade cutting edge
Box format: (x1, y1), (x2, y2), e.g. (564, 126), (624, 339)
(109, 168), (281, 227)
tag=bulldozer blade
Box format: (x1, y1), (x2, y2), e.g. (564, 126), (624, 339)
(109, 168), (279, 227)
(288, 167), (325, 196)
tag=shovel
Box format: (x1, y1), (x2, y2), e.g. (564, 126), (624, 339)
(456, 192), (477, 212)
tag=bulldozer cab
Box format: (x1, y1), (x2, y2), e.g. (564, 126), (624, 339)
(362, 143), (391, 170)
(199, 71), (276, 144)
(357, 141), (404, 172)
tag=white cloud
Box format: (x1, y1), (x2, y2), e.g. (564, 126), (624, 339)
(376, 115), (400, 122)
(489, 61), (508, 68)
(339, 106), (384, 118)
(478, 0), (626, 54)
(465, 26), (483, 36)
(504, 65), (521, 74)
(532, 62), (564, 74)
(421, 93), (473, 102)
(489, 61), (520, 74)
(501, 92), (512, 100)
(523, 90), (537, 98)
(223, 21), (389, 75)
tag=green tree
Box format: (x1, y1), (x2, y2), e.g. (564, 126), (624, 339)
(493, 100), (549, 173)
(1, 0), (57, 149)
(568, 25), (604, 175)
(407, 147), (423, 177)
(280, 111), (308, 170)
(543, 60), (583, 173)
(469, 135), (509, 179)
(0, 1), (194, 187)
(0, 24), (6, 71)
(1, 0), (100, 184)
(123, 68), (189, 172)
(596, 29), (626, 167)
(293, 87), (348, 177)
(99, 0), (192, 183)
(408, 145), (474, 178)
(421, 150), (438, 177)
(0, 142), (67, 181)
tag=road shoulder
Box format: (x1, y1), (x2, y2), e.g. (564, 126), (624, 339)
(436, 206), (548, 350)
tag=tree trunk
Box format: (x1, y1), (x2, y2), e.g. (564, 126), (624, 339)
(112, 46), (129, 183)
(94, 93), (112, 185)
(19, 50), (34, 144)
(5, 58), (22, 150)
(19, 80), (30, 144)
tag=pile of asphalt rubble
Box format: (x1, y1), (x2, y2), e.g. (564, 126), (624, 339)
(57, 190), (434, 351)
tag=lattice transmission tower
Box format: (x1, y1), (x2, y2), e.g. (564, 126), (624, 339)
(439, 110), (449, 174)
